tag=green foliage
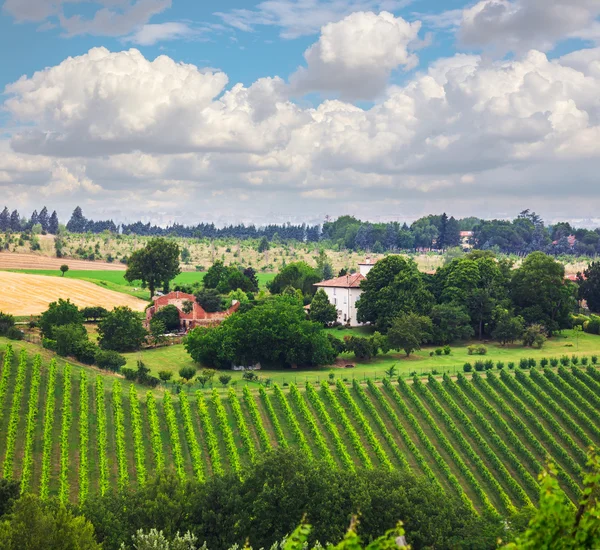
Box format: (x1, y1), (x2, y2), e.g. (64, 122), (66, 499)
(58, 364), (72, 503)
(522, 323), (547, 348)
(310, 289), (337, 325)
(492, 308), (525, 345)
(95, 349), (127, 371)
(129, 384), (147, 487)
(0, 495), (101, 550)
(98, 306), (147, 352)
(53, 322), (88, 357)
(153, 305), (181, 331)
(387, 313), (432, 356)
(267, 261), (321, 296)
(80, 306), (109, 322)
(60, 264), (69, 276)
(218, 374), (232, 386)
(430, 303), (473, 344)
(577, 261), (600, 313)
(39, 298), (84, 339)
(194, 288), (223, 312)
(39, 359), (57, 500)
(0, 312), (15, 336)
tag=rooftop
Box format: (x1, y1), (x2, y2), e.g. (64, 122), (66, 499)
(314, 273), (365, 288)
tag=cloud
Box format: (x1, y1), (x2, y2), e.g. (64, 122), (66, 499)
(458, 0), (600, 53)
(215, 0), (410, 39)
(5, 45), (600, 222)
(123, 22), (198, 45)
(2, 0), (173, 38)
(290, 11), (421, 100)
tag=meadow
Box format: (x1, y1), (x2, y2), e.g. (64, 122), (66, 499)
(0, 342), (597, 517)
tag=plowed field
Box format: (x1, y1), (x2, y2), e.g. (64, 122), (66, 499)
(0, 252), (124, 271)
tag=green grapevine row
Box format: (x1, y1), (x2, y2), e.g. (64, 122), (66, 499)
(196, 392), (224, 476)
(179, 392), (204, 482)
(113, 380), (129, 488)
(352, 380), (410, 470)
(429, 375), (531, 508)
(243, 386), (272, 451)
(306, 383), (354, 471)
(336, 380), (392, 470)
(39, 359), (58, 500)
(382, 378), (475, 513)
(272, 384), (312, 458)
(212, 388), (242, 476)
(586, 365), (600, 384)
(531, 370), (600, 442)
(470, 372), (579, 503)
(515, 371), (593, 449)
(146, 391), (165, 471)
(446, 374), (539, 498)
(544, 369), (600, 428)
(129, 384), (147, 486)
(569, 367), (600, 407)
(289, 384), (334, 466)
(228, 388), (257, 463)
(78, 371), (89, 503)
(2, 350), (28, 479)
(414, 377), (511, 514)
(163, 391), (186, 482)
(320, 382), (372, 469)
(19, 354), (41, 494)
(0, 344), (14, 425)
(558, 367), (600, 410)
(397, 377), (497, 516)
(95, 377), (109, 495)
(58, 363), (72, 503)
(366, 380), (441, 489)
(499, 371), (587, 466)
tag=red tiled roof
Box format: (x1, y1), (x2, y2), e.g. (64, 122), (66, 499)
(314, 273), (365, 288)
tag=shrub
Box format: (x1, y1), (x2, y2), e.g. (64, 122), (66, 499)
(435, 348), (443, 356)
(431, 369), (440, 375)
(540, 357), (549, 368)
(550, 357), (559, 367)
(571, 355), (579, 365)
(528, 358), (536, 368)
(0, 312), (16, 335)
(179, 366), (197, 381)
(95, 350), (126, 372)
(442, 345), (451, 355)
(467, 344), (487, 355)
(121, 367), (137, 381)
(565, 343), (573, 347)
(6, 327), (24, 341)
(581, 356), (589, 365)
(507, 361), (515, 369)
(584, 316), (600, 334)
(42, 338), (57, 351)
(592, 355), (598, 365)
(522, 324), (547, 349)
(474, 360), (485, 372)
(560, 355), (570, 366)
(429, 351), (434, 357)
(158, 371), (173, 382)
(519, 358), (529, 369)
(484, 359), (494, 370)
(477, 345), (488, 355)
(496, 361), (504, 370)
(73, 340), (98, 365)
(463, 362), (473, 373)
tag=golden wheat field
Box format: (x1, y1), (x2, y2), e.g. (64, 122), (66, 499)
(0, 252), (125, 271)
(0, 271), (147, 316)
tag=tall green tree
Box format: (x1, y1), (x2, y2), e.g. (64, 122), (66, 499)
(98, 306), (146, 352)
(39, 298), (84, 339)
(577, 261), (600, 313)
(310, 289), (338, 325)
(491, 308), (525, 345)
(125, 238), (181, 298)
(267, 262), (321, 297)
(430, 304), (473, 344)
(356, 256), (434, 331)
(511, 252), (576, 333)
(387, 313), (433, 356)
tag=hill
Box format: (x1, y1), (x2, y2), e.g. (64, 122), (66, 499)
(0, 342), (597, 514)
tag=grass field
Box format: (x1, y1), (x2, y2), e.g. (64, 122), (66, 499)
(0, 271), (148, 315)
(122, 329), (600, 386)
(0, 343), (597, 514)
(1, 269), (276, 301)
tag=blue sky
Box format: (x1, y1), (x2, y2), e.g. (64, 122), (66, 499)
(1, 0), (600, 225)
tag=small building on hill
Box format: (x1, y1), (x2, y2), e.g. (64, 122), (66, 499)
(145, 291), (239, 332)
(314, 272), (366, 326)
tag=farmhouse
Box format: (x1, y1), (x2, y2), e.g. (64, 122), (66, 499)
(313, 258), (376, 326)
(145, 291), (239, 331)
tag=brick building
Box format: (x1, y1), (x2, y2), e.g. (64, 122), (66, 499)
(145, 291), (239, 331)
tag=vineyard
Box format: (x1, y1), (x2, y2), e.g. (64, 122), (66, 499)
(0, 344), (598, 515)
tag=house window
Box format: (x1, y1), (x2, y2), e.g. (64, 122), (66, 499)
(343, 295), (347, 304)
(333, 288), (336, 296)
(333, 297), (337, 306)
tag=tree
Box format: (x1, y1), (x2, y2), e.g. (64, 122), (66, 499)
(0, 207), (9, 232)
(66, 206), (87, 233)
(185, 296), (337, 368)
(310, 289), (337, 325)
(203, 260), (229, 289)
(98, 306), (146, 352)
(356, 256), (434, 331)
(0, 312), (15, 336)
(522, 324), (547, 348)
(387, 313), (433, 356)
(492, 308), (525, 345)
(80, 306), (109, 322)
(39, 298), (84, 339)
(29, 210), (39, 230)
(195, 288), (222, 312)
(316, 249), (334, 281)
(158, 371), (173, 383)
(384, 365), (397, 379)
(182, 300), (194, 314)
(48, 211), (59, 235)
(578, 261), (600, 313)
(219, 374), (232, 387)
(0, 494), (101, 550)
(60, 264), (69, 277)
(152, 305), (181, 332)
(149, 318), (167, 347)
(257, 236), (269, 253)
(267, 262), (321, 296)
(242, 267), (259, 292)
(53, 323), (88, 357)
(38, 207), (49, 232)
(178, 366), (197, 381)
(94, 350), (127, 371)
(430, 304), (474, 344)
(511, 252), (576, 333)
(125, 238), (181, 298)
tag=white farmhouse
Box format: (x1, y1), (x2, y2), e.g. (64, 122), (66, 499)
(313, 258), (377, 326)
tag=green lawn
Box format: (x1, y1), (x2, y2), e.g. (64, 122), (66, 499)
(123, 328), (600, 389)
(4, 269), (276, 300)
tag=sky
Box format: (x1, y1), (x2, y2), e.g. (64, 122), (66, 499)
(1, 0), (600, 227)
